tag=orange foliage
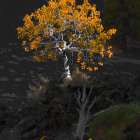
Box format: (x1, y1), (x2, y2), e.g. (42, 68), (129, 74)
(17, 0), (116, 71)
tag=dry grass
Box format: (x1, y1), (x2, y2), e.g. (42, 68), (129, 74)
(27, 75), (50, 98)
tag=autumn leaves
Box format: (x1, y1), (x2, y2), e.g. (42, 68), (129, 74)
(17, 0), (117, 72)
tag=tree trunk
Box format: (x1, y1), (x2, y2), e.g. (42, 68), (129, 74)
(63, 52), (72, 80)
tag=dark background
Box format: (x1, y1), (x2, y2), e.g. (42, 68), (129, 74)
(0, 0), (45, 44)
(0, 0), (104, 44)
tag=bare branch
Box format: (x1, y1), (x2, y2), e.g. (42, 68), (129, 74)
(74, 85), (95, 140)
(87, 97), (97, 113)
(81, 84), (86, 103)
(74, 90), (81, 107)
(84, 85), (94, 106)
(89, 105), (119, 122)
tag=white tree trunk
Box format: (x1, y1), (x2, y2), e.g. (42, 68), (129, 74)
(63, 54), (72, 80)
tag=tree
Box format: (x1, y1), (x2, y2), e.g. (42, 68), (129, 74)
(73, 84), (119, 140)
(17, 0), (116, 80)
(103, 0), (140, 49)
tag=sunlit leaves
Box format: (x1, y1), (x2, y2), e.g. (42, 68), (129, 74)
(22, 40), (26, 46)
(25, 47), (29, 52)
(17, 0), (117, 72)
(81, 61), (86, 70)
(98, 62), (103, 66)
(77, 55), (82, 63)
(107, 50), (113, 58)
(87, 67), (93, 72)
(33, 55), (42, 62)
(30, 36), (42, 50)
(100, 51), (104, 58)
(94, 67), (98, 71)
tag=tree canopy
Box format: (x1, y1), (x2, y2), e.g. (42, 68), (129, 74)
(17, 0), (116, 72)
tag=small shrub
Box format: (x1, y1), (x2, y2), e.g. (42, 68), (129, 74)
(104, 128), (122, 140)
(27, 75), (50, 98)
(59, 67), (93, 89)
(88, 103), (140, 140)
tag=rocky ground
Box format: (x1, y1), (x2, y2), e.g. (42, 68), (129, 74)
(0, 57), (140, 140)
(0, 72), (139, 140)
(0, 34), (140, 140)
